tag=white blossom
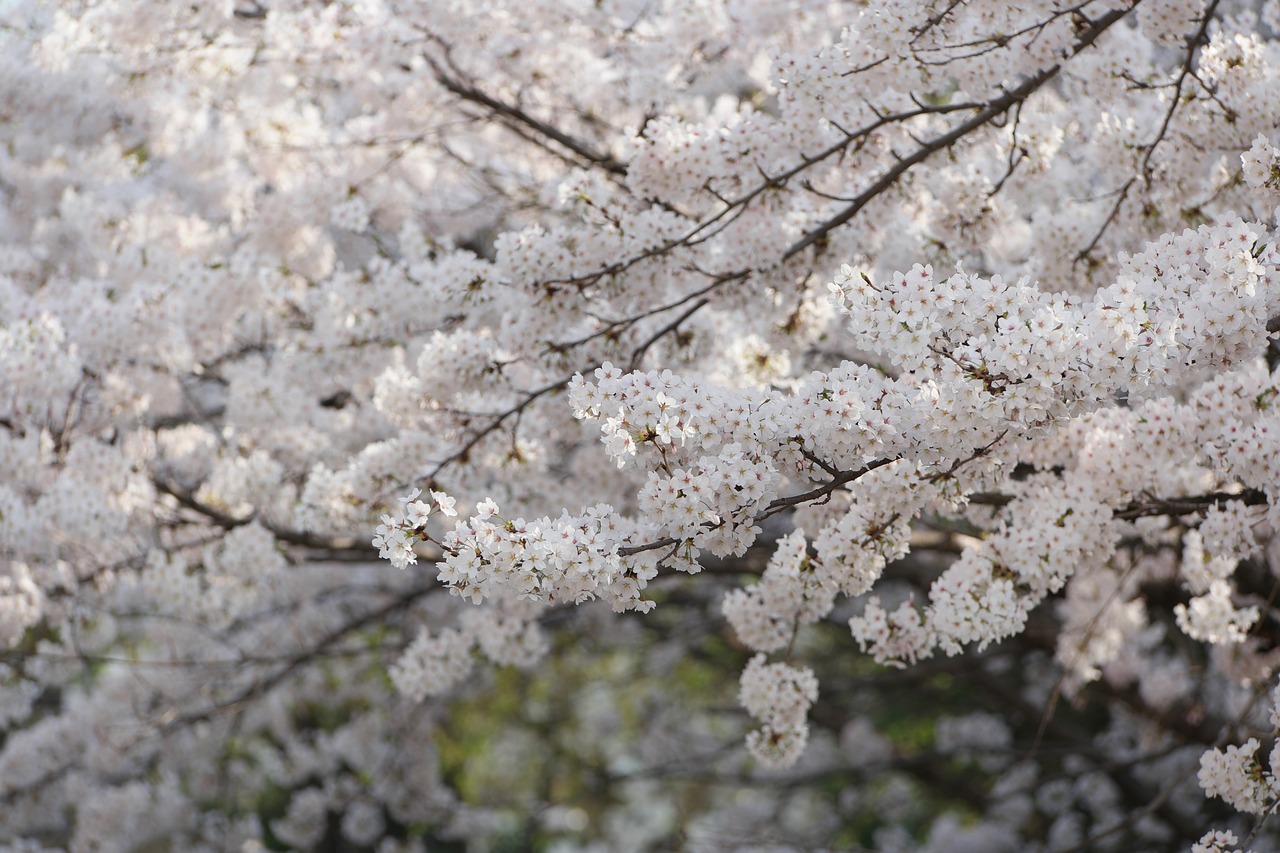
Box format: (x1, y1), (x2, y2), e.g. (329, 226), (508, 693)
(0, 0), (1279, 848)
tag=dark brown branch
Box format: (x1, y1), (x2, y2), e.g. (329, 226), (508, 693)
(531, 100), (985, 292)
(418, 376), (570, 484)
(616, 458), (895, 558)
(966, 487), (1267, 520)
(1112, 488), (1267, 521)
(153, 478), (374, 555)
(1075, 0), (1220, 264)
(628, 297), (709, 370)
(785, 5), (1134, 260)
(424, 52), (627, 176)
(158, 584), (436, 733)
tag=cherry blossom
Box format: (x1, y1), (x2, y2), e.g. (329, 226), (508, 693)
(2, 0), (1280, 848)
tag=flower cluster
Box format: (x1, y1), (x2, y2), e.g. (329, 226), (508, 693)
(372, 488), (459, 570)
(1198, 738), (1279, 815)
(1175, 581), (1261, 646)
(722, 530), (830, 653)
(738, 654), (820, 769)
(389, 627), (475, 702)
(1194, 830), (1255, 853)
